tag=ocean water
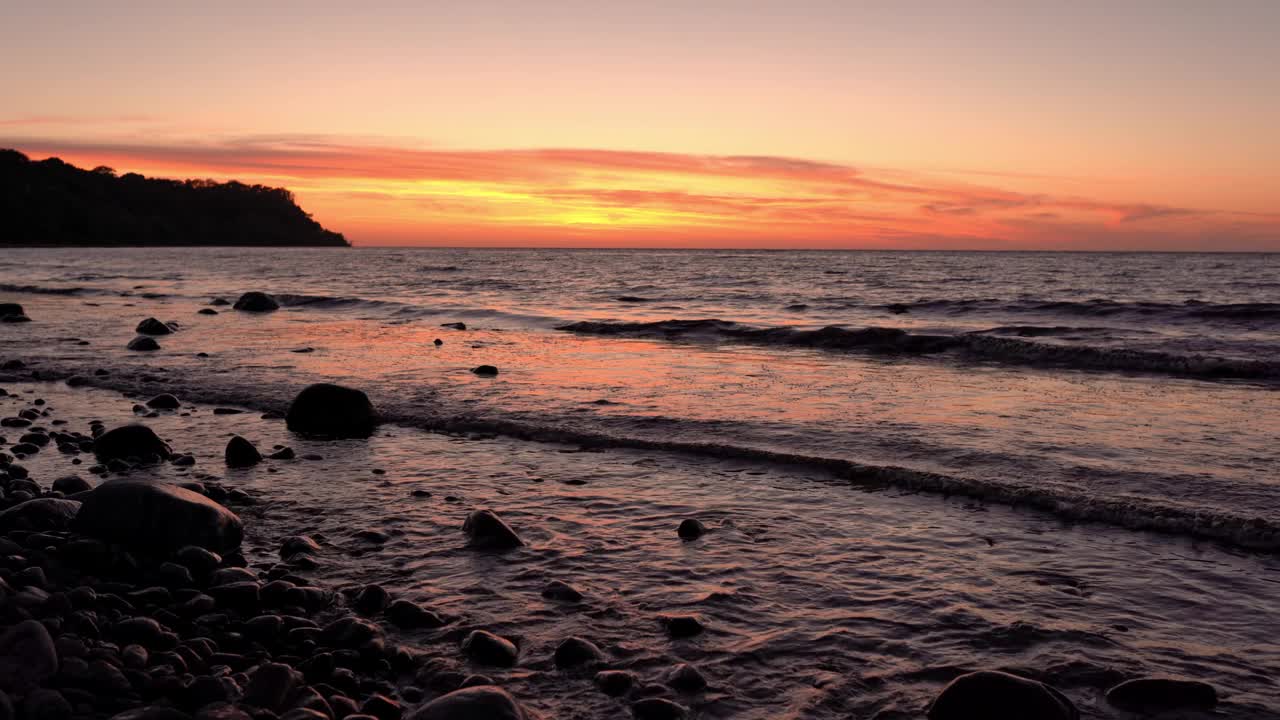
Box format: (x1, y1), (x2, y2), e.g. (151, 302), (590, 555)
(2, 247), (1279, 717)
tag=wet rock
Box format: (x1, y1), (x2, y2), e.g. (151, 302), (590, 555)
(440, 322), (466, 330)
(127, 336), (161, 352)
(280, 535), (321, 558)
(470, 365), (498, 376)
(0, 303), (24, 317)
(175, 545), (221, 575)
(462, 510), (523, 549)
(93, 424), (172, 461)
(541, 580), (583, 603)
(353, 529), (388, 543)
(224, 436), (262, 467)
(285, 383), (378, 438)
(595, 669), (636, 697)
(1, 315), (31, 323)
(433, 339), (442, 346)
(51, 475), (92, 495)
(210, 567), (257, 585)
(136, 318), (176, 335)
(73, 480), (244, 552)
(460, 630), (518, 667)
(0, 498), (81, 532)
(207, 581), (261, 611)
(197, 309), (218, 316)
(146, 394), (181, 410)
(353, 585), (391, 615)
(385, 600), (445, 629)
(407, 686), (530, 720)
(232, 292), (279, 312)
(677, 519), (706, 540)
(242, 662), (301, 710)
(663, 615), (704, 638)
(630, 697), (688, 720)
(554, 637), (605, 668)
(665, 663), (707, 692)
(10, 442), (39, 456)
(1105, 677), (1217, 713)
(0, 620), (57, 693)
(321, 617), (383, 649)
(22, 688), (72, 720)
(360, 694), (401, 720)
(267, 447), (295, 460)
(927, 670), (1077, 720)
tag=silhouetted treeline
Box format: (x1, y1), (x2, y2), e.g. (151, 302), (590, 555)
(0, 149), (349, 247)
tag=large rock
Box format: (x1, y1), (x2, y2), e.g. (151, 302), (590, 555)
(408, 686), (532, 720)
(72, 480), (243, 552)
(1105, 677), (1218, 713)
(285, 383), (378, 438)
(0, 620), (58, 693)
(94, 425), (172, 461)
(927, 670), (1077, 720)
(224, 436), (262, 467)
(233, 292), (279, 312)
(136, 318), (175, 335)
(462, 510), (523, 549)
(0, 498), (81, 532)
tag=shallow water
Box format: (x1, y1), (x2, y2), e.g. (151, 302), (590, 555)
(3, 382), (1278, 719)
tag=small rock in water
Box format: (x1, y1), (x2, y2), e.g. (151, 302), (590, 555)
(553, 637), (605, 668)
(0, 302), (25, 317)
(280, 534), (321, 557)
(386, 599), (445, 629)
(460, 630), (519, 667)
(93, 424), (171, 460)
(666, 663), (707, 692)
(433, 338), (443, 346)
(462, 509), (523, 549)
(541, 580), (583, 602)
(127, 335), (160, 351)
(232, 291), (280, 312)
(471, 365), (499, 376)
(267, 446), (295, 460)
(677, 518), (706, 540)
(212, 407), (243, 414)
(197, 308), (218, 315)
(146, 393), (181, 409)
(353, 584), (391, 615)
(441, 322), (467, 330)
(224, 435), (262, 467)
(927, 670), (1077, 720)
(663, 615), (705, 638)
(52, 474), (92, 494)
(286, 383), (378, 438)
(136, 317), (176, 335)
(291, 347), (315, 353)
(1105, 677), (1217, 713)
(595, 670), (637, 697)
(630, 697), (688, 720)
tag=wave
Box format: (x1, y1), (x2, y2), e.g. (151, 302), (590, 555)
(884, 298), (1280, 324)
(0, 282), (94, 296)
(557, 319), (1280, 380)
(14, 362), (1280, 552)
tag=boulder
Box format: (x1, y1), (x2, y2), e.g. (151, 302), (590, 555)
(462, 510), (523, 549)
(927, 670), (1077, 720)
(224, 436), (262, 467)
(233, 292), (279, 312)
(0, 620), (58, 693)
(460, 630), (518, 667)
(72, 480), (243, 552)
(94, 424), (172, 461)
(285, 383), (378, 438)
(0, 498), (81, 532)
(408, 686), (531, 720)
(127, 336), (160, 351)
(136, 318), (175, 335)
(1105, 677), (1217, 713)
(146, 394), (181, 410)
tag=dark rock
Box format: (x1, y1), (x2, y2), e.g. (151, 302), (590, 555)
(470, 365), (498, 376)
(440, 322), (466, 330)
(460, 631), (518, 667)
(22, 687), (72, 720)
(927, 670), (1077, 720)
(267, 447), (295, 460)
(595, 670), (636, 696)
(321, 617), (382, 649)
(72, 480), (244, 552)
(554, 637), (604, 668)
(233, 292), (279, 312)
(0, 620), (57, 693)
(541, 580), (583, 602)
(462, 510), (523, 549)
(87, 659), (131, 693)
(385, 600), (445, 629)
(0, 315), (31, 323)
(407, 686), (531, 720)
(0, 499), (81, 532)
(210, 298), (230, 306)
(360, 694), (401, 720)
(630, 698), (688, 720)
(665, 663), (707, 692)
(353, 529), (388, 543)
(224, 436), (262, 467)
(433, 339), (442, 346)
(146, 394), (181, 410)
(663, 615), (704, 638)
(197, 309), (218, 316)
(207, 581), (261, 611)
(51, 475), (92, 494)
(0, 303), (24, 317)
(280, 535), (321, 558)
(9, 443), (39, 456)
(127, 336), (161, 352)
(1105, 677), (1217, 713)
(93, 425), (172, 461)
(285, 383), (378, 438)
(136, 318), (175, 335)
(210, 567), (257, 585)
(242, 662), (301, 710)
(175, 546), (221, 575)
(114, 617), (174, 649)
(677, 519), (706, 540)
(353, 585), (390, 615)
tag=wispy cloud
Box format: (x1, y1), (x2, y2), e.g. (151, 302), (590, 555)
(3, 134), (1277, 249)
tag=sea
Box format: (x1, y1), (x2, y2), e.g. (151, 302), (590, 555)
(2, 247), (1278, 718)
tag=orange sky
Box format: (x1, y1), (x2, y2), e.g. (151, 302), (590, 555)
(3, 2), (1278, 249)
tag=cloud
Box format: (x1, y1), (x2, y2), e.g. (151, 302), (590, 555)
(2, 133), (1277, 249)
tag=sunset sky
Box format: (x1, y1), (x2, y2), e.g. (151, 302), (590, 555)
(3, 1), (1278, 249)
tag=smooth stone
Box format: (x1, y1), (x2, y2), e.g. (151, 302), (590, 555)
(72, 480), (244, 552)
(242, 662), (301, 710)
(51, 475), (92, 495)
(0, 498), (81, 532)
(175, 546), (221, 575)
(665, 663), (707, 692)
(462, 510), (523, 549)
(927, 670), (1078, 720)
(385, 600), (445, 629)
(541, 580), (583, 603)
(359, 694), (401, 720)
(93, 424), (172, 461)
(146, 394), (181, 410)
(285, 383), (378, 438)
(136, 318), (175, 335)
(595, 670), (636, 696)
(232, 292), (279, 312)
(553, 637), (605, 668)
(407, 686), (531, 720)
(630, 698), (688, 720)
(127, 336), (160, 351)
(460, 630), (518, 667)
(470, 365), (498, 376)
(224, 436), (262, 467)
(353, 585), (391, 615)
(663, 615), (705, 638)
(267, 447), (295, 460)
(1105, 677), (1218, 713)
(440, 322), (466, 330)
(677, 519), (706, 540)
(197, 309), (218, 316)
(0, 620), (58, 693)
(280, 535), (321, 557)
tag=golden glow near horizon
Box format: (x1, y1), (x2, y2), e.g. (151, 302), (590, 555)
(3, 2), (1278, 249)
